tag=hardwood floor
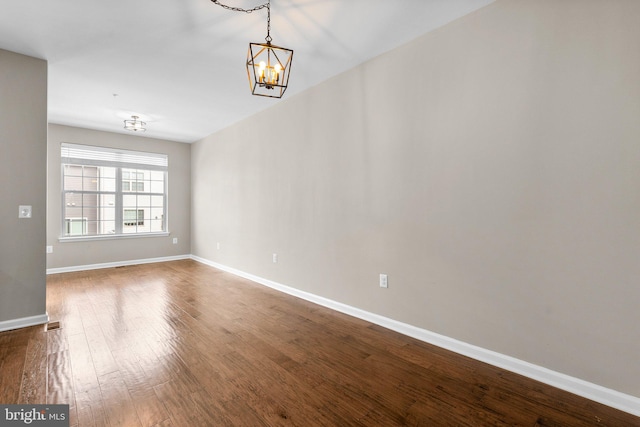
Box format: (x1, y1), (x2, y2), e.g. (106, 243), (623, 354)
(1, 259), (638, 426)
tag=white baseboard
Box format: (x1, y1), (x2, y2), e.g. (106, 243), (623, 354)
(191, 255), (640, 417)
(46, 254), (191, 275)
(0, 313), (50, 332)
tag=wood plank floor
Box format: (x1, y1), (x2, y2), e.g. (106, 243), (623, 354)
(1, 259), (638, 426)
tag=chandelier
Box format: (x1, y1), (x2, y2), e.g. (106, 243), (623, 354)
(124, 115), (146, 132)
(210, 0), (293, 98)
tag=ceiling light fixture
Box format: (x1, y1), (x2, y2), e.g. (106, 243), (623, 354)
(210, 0), (293, 98)
(124, 115), (146, 132)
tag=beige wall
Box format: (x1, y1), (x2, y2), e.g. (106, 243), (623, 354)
(0, 49), (48, 324)
(47, 124), (191, 269)
(192, 0), (640, 397)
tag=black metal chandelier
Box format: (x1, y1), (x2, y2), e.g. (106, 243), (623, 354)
(210, 0), (293, 98)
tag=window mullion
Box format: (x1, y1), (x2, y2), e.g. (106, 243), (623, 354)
(163, 170), (168, 232)
(115, 167), (123, 234)
(60, 163), (66, 236)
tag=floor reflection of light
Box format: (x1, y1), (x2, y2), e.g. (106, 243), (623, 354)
(94, 278), (179, 380)
(127, 281), (176, 346)
(49, 268), (205, 402)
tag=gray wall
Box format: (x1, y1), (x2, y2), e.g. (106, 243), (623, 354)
(192, 0), (640, 397)
(0, 49), (48, 324)
(47, 124), (191, 269)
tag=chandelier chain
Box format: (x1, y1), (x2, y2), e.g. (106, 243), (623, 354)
(210, 0), (272, 43)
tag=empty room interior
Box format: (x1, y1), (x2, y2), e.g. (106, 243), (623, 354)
(1, 0), (639, 425)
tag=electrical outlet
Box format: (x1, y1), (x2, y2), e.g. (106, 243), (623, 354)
(272, 253), (278, 263)
(379, 274), (388, 288)
(46, 246), (53, 254)
(172, 238), (178, 244)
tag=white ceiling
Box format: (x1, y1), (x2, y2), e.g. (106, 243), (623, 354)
(0, 0), (494, 143)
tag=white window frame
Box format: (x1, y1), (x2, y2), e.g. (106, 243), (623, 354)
(60, 143), (169, 241)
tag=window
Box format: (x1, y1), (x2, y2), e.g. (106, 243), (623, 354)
(61, 143), (168, 239)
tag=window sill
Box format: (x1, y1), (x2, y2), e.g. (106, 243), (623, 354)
(59, 232), (170, 243)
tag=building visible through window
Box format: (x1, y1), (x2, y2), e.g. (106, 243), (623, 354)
(123, 170), (144, 192)
(61, 143), (168, 238)
(124, 209), (145, 226)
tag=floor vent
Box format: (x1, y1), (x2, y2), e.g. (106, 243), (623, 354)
(46, 321), (61, 331)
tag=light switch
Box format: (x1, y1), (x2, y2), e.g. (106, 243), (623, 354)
(19, 205), (32, 219)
